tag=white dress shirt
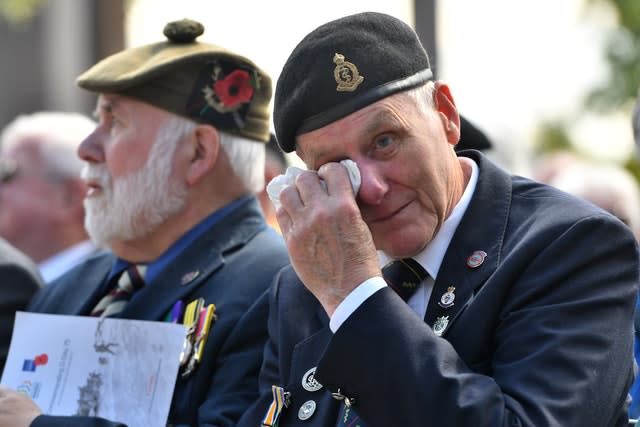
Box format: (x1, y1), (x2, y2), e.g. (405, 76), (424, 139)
(39, 240), (98, 284)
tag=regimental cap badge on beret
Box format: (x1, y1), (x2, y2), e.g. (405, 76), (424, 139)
(76, 18), (272, 142)
(333, 53), (364, 92)
(274, 12), (433, 152)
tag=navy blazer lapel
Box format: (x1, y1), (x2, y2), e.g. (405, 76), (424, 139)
(425, 151), (510, 336)
(31, 252), (116, 316)
(122, 198), (267, 320)
(78, 257), (115, 315)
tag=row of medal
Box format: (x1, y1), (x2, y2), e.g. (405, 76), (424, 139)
(177, 298), (217, 378)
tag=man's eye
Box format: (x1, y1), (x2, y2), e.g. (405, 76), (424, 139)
(374, 135), (394, 149)
(107, 116), (122, 132)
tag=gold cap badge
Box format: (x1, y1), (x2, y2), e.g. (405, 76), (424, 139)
(333, 53), (364, 92)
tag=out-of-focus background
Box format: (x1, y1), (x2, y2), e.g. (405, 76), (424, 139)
(0, 0), (638, 178)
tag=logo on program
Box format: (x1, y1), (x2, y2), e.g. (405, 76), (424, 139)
(22, 353), (48, 372)
(16, 380), (42, 398)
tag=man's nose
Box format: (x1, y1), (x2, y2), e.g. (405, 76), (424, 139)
(355, 160), (388, 206)
(78, 129), (105, 163)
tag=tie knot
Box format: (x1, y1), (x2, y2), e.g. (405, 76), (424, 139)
(382, 258), (428, 302)
(90, 264), (147, 317)
(124, 264), (146, 291)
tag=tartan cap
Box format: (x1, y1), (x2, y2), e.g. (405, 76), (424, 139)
(274, 12), (432, 152)
(77, 19), (272, 142)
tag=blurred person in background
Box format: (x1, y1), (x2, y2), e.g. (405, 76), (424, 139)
(0, 112), (98, 283)
(0, 238), (43, 373)
(545, 159), (640, 238)
(628, 95), (640, 422)
(259, 133), (288, 232)
(0, 18), (289, 427)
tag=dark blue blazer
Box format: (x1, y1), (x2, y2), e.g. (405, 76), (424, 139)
(239, 151), (640, 427)
(27, 198), (290, 427)
(0, 238), (43, 372)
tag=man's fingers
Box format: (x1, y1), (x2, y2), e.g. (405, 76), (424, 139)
(318, 162), (356, 197)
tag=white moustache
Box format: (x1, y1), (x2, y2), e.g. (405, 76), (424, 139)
(81, 164), (111, 189)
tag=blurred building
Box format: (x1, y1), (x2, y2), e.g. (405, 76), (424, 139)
(0, 0), (125, 131)
(0, 0), (433, 132)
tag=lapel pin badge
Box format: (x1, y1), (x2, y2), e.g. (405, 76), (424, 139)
(438, 286), (456, 309)
(181, 270), (200, 285)
(298, 400), (317, 421)
(433, 316), (450, 337)
(466, 250), (487, 269)
(302, 366), (323, 392)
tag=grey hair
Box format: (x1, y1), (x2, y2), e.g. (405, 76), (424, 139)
(154, 115), (197, 156)
(0, 111), (96, 180)
(157, 115), (266, 194)
(218, 131), (265, 194)
(405, 81), (437, 113)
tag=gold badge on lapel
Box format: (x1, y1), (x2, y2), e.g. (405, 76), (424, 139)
(333, 53), (364, 92)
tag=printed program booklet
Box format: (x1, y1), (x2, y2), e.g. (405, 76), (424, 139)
(1, 311), (185, 427)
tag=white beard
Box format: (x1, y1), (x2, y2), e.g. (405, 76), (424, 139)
(82, 131), (188, 247)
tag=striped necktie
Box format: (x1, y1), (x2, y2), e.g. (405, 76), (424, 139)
(381, 258), (428, 302)
(90, 265), (146, 317)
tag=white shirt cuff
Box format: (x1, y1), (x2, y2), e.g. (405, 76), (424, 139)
(329, 276), (387, 332)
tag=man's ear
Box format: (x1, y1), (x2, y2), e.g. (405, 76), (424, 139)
(187, 125), (219, 186)
(433, 81), (461, 146)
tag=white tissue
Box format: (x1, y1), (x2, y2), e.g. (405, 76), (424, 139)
(266, 159), (361, 210)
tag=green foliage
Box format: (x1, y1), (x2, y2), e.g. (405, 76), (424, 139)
(623, 152), (640, 182)
(534, 0), (640, 185)
(0, 0), (45, 26)
(585, 0), (640, 111)
(533, 120), (573, 156)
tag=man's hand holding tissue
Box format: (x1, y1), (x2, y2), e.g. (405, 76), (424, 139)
(268, 160), (381, 316)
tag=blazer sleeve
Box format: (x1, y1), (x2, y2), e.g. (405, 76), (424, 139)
(236, 268), (291, 427)
(194, 289), (271, 427)
(316, 214), (640, 426)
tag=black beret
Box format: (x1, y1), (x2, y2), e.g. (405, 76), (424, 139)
(77, 19), (272, 142)
(274, 12), (432, 152)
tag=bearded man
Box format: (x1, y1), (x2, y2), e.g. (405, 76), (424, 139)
(0, 19), (289, 427)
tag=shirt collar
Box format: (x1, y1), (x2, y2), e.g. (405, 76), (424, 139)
(39, 240), (98, 283)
